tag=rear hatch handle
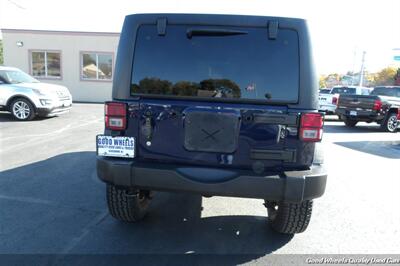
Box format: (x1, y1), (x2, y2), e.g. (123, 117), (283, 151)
(252, 113), (298, 126)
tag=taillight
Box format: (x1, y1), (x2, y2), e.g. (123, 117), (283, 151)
(105, 102), (127, 130)
(397, 109), (400, 119)
(372, 100), (382, 111)
(300, 113), (324, 142)
(332, 96), (338, 105)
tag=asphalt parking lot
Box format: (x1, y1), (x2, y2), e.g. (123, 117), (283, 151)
(0, 104), (400, 262)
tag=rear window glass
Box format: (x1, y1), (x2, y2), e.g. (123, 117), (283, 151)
(371, 87), (400, 97)
(331, 87), (356, 95)
(131, 25), (299, 102)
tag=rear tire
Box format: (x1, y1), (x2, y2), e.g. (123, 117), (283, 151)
(343, 118), (358, 127)
(381, 113), (398, 133)
(266, 200), (313, 234)
(106, 184), (152, 222)
(10, 98), (36, 121)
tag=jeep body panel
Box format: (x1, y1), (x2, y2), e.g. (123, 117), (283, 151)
(97, 13), (327, 202)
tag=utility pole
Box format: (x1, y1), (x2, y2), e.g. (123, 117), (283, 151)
(351, 48), (357, 85)
(359, 51), (366, 87)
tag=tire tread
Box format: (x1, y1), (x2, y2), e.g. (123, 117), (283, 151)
(106, 184), (149, 222)
(381, 113), (398, 133)
(269, 200), (313, 234)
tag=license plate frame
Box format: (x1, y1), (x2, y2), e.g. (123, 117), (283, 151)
(96, 135), (135, 158)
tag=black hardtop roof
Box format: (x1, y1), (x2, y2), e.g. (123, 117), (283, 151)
(124, 13), (307, 28)
(112, 13), (318, 109)
(126, 13), (306, 21)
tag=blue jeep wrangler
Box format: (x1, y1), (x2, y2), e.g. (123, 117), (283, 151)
(96, 14), (327, 234)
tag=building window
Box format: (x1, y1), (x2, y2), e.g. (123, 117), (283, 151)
(31, 51), (61, 78)
(81, 52), (113, 81)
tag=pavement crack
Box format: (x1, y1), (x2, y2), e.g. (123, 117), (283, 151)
(60, 210), (109, 254)
(0, 194), (104, 213)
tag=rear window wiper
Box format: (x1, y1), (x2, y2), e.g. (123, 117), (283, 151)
(186, 28), (248, 39)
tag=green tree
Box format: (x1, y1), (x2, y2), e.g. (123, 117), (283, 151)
(172, 81), (199, 96)
(319, 75), (327, 88)
(136, 77), (172, 95)
(0, 39), (3, 65)
(395, 68), (400, 86)
(371, 67), (397, 86)
(328, 73), (341, 81)
(199, 79), (241, 98)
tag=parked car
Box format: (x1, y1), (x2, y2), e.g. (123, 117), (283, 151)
(330, 86), (372, 96)
(319, 88), (332, 94)
(318, 88), (337, 114)
(318, 86), (371, 115)
(336, 86), (400, 132)
(96, 14), (327, 234)
(0, 66), (72, 120)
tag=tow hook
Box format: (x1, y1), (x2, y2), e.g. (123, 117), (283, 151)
(124, 190), (153, 200)
(264, 201), (278, 209)
(124, 190), (139, 198)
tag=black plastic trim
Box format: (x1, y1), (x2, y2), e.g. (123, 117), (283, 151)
(186, 28), (248, 39)
(36, 105), (72, 116)
(97, 157), (327, 202)
(129, 93), (297, 106)
(250, 149), (297, 162)
(268, 20), (279, 39)
(157, 17), (167, 36)
(253, 113), (298, 126)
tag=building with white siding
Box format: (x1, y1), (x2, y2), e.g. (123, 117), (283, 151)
(1, 29), (120, 102)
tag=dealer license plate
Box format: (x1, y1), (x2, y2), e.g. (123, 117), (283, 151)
(96, 135), (135, 158)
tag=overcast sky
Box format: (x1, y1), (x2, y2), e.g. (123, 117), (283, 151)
(1, 0), (399, 74)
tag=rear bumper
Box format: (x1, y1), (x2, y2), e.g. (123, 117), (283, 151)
(336, 108), (384, 121)
(96, 158), (327, 203)
(318, 104), (336, 113)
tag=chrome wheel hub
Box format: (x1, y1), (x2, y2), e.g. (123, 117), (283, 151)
(387, 116), (398, 132)
(12, 101), (30, 120)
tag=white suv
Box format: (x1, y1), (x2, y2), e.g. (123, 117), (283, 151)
(0, 66), (72, 120)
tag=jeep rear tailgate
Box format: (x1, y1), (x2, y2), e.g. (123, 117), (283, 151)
(129, 99), (308, 170)
(124, 21), (316, 171)
(337, 95), (379, 110)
